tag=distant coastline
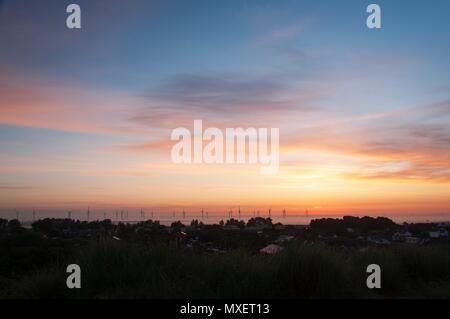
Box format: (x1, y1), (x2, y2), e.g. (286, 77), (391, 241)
(9, 212), (450, 227)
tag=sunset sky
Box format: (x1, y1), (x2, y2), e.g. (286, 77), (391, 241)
(1, 0), (450, 219)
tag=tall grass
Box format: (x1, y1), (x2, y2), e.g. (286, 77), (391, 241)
(5, 241), (450, 299)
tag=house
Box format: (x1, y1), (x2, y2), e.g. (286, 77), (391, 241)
(168, 231), (187, 248)
(404, 236), (420, 244)
(429, 229), (449, 238)
(367, 236), (390, 246)
(392, 231), (412, 241)
(275, 235), (294, 244)
(429, 231), (439, 238)
(260, 244), (283, 254)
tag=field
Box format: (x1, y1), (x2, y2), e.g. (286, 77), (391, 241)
(2, 240), (450, 299)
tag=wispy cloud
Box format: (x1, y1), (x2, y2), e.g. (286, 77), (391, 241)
(0, 67), (145, 135)
(253, 23), (303, 46)
(281, 98), (450, 183)
(0, 185), (36, 190)
(133, 71), (326, 130)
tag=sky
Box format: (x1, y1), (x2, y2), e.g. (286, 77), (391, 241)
(1, 0), (450, 219)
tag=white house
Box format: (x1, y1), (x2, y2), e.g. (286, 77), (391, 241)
(392, 231), (412, 241)
(429, 229), (449, 238)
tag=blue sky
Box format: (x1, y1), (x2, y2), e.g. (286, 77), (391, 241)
(2, 0), (450, 89)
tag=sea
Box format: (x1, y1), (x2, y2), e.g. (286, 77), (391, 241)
(7, 211), (450, 227)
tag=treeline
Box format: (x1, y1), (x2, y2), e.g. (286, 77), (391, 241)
(309, 216), (398, 236)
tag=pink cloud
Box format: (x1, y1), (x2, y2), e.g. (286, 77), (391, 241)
(0, 67), (143, 135)
(253, 23), (303, 46)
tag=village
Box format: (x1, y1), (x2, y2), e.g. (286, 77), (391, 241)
(6, 215), (448, 255)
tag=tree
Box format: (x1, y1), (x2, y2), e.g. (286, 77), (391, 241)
(171, 221), (185, 231)
(246, 217), (273, 228)
(225, 218), (245, 228)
